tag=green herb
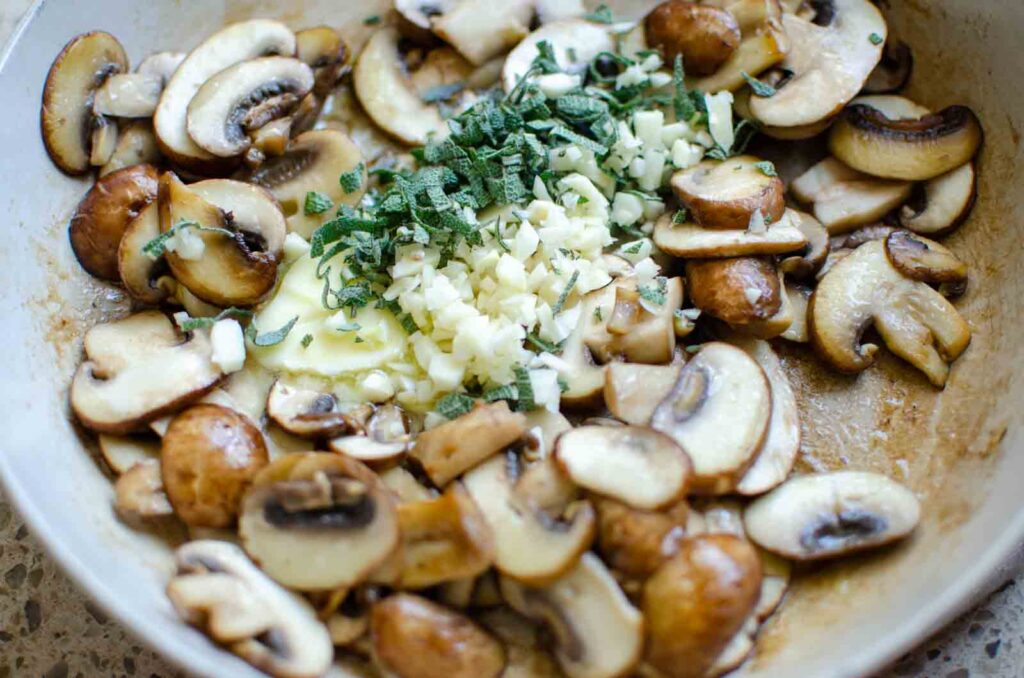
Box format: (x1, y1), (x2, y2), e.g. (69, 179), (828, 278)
(245, 316), (299, 347)
(742, 71), (777, 98)
(175, 307), (254, 332)
(300, 333), (314, 348)
(551, 270), (579, 315)
(421, 83), (465, 104)
(685, 344), (703, 354)
(557, 376), (569, 394)
(304, 191), (334, 216)
(334, 321), (362, 333)
(672, 55), (703, 122)
(354, 336), (365, 343)
(525, 332), (561, 354)
(672, 209), (688, 225)
(754, 161), (778, 177)
(638, 277), (668, 306)
(437, 392), (476, 419)
(483, 384), (518, 403)
(339, 163), (365, 193)
(584, 4), (614, 24)
(869, 32), (884, 45)
(567, 47), (578, 63)
(621, 240), (643, 254)
(593, 306), (604, 322)
(513, 366), (535, 411)
(141, 219), (235, 259)
(363, 15), (381, 25)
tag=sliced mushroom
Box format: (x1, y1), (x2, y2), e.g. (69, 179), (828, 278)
(41, 32), (128, 174)
(779, 281), (812, 343)
(117, 202), (174, 304)
(560, 287), (609, 408)
(643, 534), (762, 678)
(747, 0), (886, 129)
(99, 120), (163, 176)
(159, 173), (286, 307)
(654, 209), (809, 258)
(779, 209), (829, 279)
(650, 342), (771, 493)
(295, 26), (348, 92)
(161, 404), (269, 528)
(899, 163), (976, 237)
(884, 229), (968, 287)
(394, 483), (495, 589)
(644, 1), (741, 76)
(809, 239), (971, 386)
(432, 0), (534, 66)
(690, 21), (789, 94)
(594, 497), (689, 579)
(584, 277), (684, 365)
(501, 553), (643, 678)
(372, 594), (506, 678)
(246, 130), (367, 238)
(154, 20), (295, 171)
(353, 27), (448, 146)
(555, 426), (692, 510)
(317, 589), (369, 647)
(685, 257), (781, 326)
(167, 540), (333, 678)
(266, 380), (357, 439)
(115, 460), (174, 522)
(463, 454), (595, 584)
(93, 72), (163, 118)
(502, 19), (615, 91)
(71, 312), (224, 433)
(829, 103), (983, 181)
(98, 433), (160, 475)
(476, 607), (564, 678)
(69, 163), (159, 280)
(738, 269), (795, 339)
(239, 453), (399, 590)
(730, 338), (800, 496)
(187, 57), (314, 158)
(672, 157), (786, 231)
(791, 156), (911, 234)
(523, 408), (573, 458)
(604, 362), (683, 426)
(744, 471), (921, 559)
(863, 40), (913, 94)
(137, 51), (185, 84)
(707, 617), (758, 678)
(411, 401), (527, 487)
(89, 115), (119, 166)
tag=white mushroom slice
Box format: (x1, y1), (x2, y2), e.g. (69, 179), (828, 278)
(756, 551), (792, 620)
(98, 434), (160, 475)
(730, 338), (800, 496)
(523, 409), (573, 458)
(353, 27), (447, 146)
(187, 57), (315, 158)
(114, 460), (174, 522)
(464, 454), (595, 584)
(791, 157), (911, 234)
(650, 342), (771, 494)
(584, 277), (684, 365)
(604, 362), (682, 426)
(89, 115), (118, 166)
(862, 40), (913, 94)
(500, 553), (643, 678)
(41, 31), (128, 174)
(100, 120), (162, 177)
(411, 401), (527, 487)
(809, 239), (971, 387)
(555, 426), (692, 510)
(379, 466), (437, 504)
(653, 210), (808, 258)
(329, 437), (409, 464)
(535, 0), (587, 23)
(503, 20), (615, 91)
(394, 483), (495, 589)
(744, 471), (922, 560)
(167, 540), (333, 678)
(266, 381), (356, 439)
(154, 20), (295, 170)
(691, 23), (789, 94)
(899, 163), (976, 237)
(884, 230), (968, 285)
(707, 617), (758, 678)
(671, 157), (787, 231)
(432, 0), (534, 65)
(748, 0), (886, 128)
(71, 312), (224, 434)
(477, 607), (564, 678)
(779, 282), (812, 343)
(93, 72), (163, 118)
(779, 209), (830, 280)
(239, 453), (400, 590)
(560, 285), (616, 408)
(137, 51), (186, 84)
(395, 0), (458, 32)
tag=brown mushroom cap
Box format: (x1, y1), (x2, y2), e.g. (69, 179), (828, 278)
(594, 497), (689, 579)
(644, 1), (741, 76)
(643, 534), (763, 678)
(371, 594), (506, 678)
(671, 157), (786, 231)
(685, 256), (782, 326)
(829, 104), (983, 181)
(161, 404), (268, 528)
(69, 164), (159, 280)
(117, 202), (175, 304)
(41, 31), (128, 175)
(690, 19), (789, 94)
(265, 380), (358, 439)
(884, 230), (968, 284)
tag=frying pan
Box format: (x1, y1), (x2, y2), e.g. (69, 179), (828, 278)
(0, 0), (1021, 676)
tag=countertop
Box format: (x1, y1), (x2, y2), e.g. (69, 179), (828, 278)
(1, 2), (1022, 677)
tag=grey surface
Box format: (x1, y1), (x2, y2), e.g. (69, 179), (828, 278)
(0, 1), (1021, 677)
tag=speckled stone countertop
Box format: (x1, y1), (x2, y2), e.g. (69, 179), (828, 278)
(2, 3), (1023, 677)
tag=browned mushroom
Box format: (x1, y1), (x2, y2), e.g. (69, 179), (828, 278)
(685, 257), (782, 327)
(671, 157), (786, 231)
(644, 1), (741, 76)
(594, 497), (689, 579)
